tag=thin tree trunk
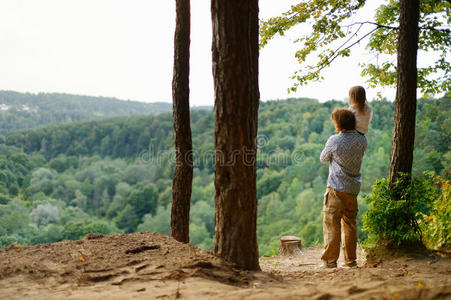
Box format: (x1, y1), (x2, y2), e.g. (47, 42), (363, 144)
(171, 0), (192, 243)
(211, 0), (260, 270)
(389, 0), (420, 186)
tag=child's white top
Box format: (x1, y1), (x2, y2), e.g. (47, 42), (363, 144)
(348, 103), (372, 134)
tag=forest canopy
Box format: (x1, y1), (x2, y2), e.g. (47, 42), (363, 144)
(0, 91), (172, 135)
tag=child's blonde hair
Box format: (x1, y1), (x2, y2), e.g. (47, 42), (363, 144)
(348, 86), (366, 113)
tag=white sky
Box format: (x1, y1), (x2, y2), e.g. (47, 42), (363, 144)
(0, 0), (409, 106)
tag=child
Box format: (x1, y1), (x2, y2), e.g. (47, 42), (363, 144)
(348, 86), (372, 135)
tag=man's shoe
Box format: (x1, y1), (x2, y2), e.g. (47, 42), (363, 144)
(340, 263), (358, 269)
(317, 264), (337, 270)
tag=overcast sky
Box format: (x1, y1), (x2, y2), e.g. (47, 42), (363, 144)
(0, 1), (403, 106)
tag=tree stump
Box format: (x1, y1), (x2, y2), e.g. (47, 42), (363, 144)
(279, 236), (302, 256)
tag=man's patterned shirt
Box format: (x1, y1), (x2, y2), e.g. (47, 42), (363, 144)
(320, 130), (367, 195)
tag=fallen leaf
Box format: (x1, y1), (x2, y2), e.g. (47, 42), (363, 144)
(393, 292), (400, 298)
(79, 257), (86, 262)
(14, 244), (21, 249)
(417, 282), (424, 289)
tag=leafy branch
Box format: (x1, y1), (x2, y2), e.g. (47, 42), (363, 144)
(309, 23), (379, 74)
(260, 0), (451, 95)
(343, 20), (451, 33)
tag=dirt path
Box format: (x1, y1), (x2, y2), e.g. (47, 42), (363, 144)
(0, 232), (449, 299)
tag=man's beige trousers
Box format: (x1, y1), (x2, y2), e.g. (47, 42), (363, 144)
(321, 187), (358, 268)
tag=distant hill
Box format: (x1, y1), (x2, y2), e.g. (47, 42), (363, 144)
(0, 91), (172, 135)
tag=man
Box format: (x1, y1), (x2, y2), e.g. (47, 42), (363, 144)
(319, 108), (367, 268)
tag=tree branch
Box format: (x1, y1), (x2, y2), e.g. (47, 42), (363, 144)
(342, 20), (450, 33)
(342, 21), (397, 30)
(311, 26), (379, 73)
(419, 26), (450, 33)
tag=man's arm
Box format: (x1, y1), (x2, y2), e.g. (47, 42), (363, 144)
(320, 137), (334, 164)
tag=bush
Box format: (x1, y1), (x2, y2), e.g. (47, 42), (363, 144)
(62, 220), (121, 241)
(30, 224), (64, 244)
(0, 235), (21, 248)
(362, 172), (444, 248)
(418, 176), (450, 249)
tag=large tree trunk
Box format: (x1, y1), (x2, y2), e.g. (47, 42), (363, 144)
(388, 0), (420, 186)
(211, 0), (260, 270)
(171, 0), (193, 243)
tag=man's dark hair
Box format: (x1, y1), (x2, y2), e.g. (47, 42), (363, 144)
(331, 108), (356, 131)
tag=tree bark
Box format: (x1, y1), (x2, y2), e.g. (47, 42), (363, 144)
(389, 0), (420, 186)
(171, 0), (193, 243)
(211, 0), (260, 270)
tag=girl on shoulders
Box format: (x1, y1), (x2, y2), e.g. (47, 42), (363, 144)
(347, 86), (372, 135)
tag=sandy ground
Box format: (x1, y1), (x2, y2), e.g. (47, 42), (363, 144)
(0, 232), (450, 299)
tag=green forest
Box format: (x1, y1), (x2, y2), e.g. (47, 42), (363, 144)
(0, 91), (171, 134)
(0, 94), (449, 255)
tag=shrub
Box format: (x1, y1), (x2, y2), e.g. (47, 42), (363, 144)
(62, 220), (121, 241)
(418, 176), (450, 249)
(0, 235), (21, 248)
(362, 172), (442, 248)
